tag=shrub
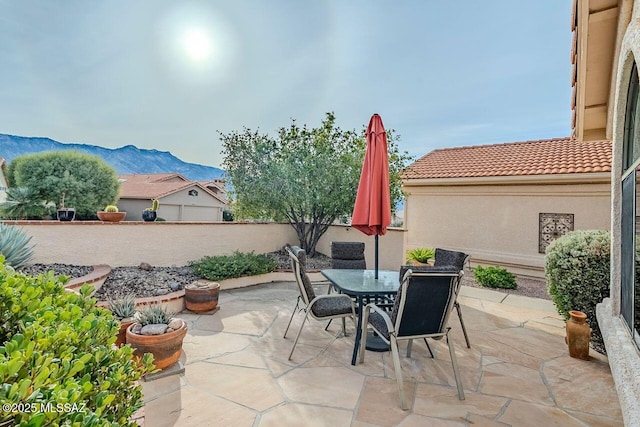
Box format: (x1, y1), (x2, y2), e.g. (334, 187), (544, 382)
(190, 251), (277, 281)
(472, 265), (517, 289)
(0, 187), (50, 220)
(545, 230), (610, 351)
(0, 223), (35, 269)
(0, 261), (154, 426)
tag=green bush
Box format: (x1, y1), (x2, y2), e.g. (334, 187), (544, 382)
(190, 251), (277, 281)
(545, 230), (610, 351)
(0, 261), (154, 426)
(0, 223), (35, 269)
(472, 265), (517, 289)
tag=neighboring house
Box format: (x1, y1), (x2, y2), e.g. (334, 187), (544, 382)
(117, 173), (228, 221)
(402, 138), (611, 277)
(573, 0), (640, 423)
(0, 158), (7, 203)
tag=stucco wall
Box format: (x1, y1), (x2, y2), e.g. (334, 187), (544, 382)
(315, 225), (406, 271)
(596, 1), (640, 425)
(403, 179), (611, 277)
(12, 222), (405, 269)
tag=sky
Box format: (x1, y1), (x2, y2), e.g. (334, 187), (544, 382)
(0, 1), (573, 169)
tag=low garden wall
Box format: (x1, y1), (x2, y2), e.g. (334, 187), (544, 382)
(9, 221), (405, 271)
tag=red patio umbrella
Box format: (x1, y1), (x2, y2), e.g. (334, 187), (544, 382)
(351, 113), (392, 278)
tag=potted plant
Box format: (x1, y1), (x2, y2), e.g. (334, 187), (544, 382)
(97, 204), (127, 222)
(107, 294), (137, 347)
(126, 304), (187, 370)
(406, 247), (435, 266)
(56, 191), (75, 221)
(185, 280), (221, 313)
(142, 199), (159, 222)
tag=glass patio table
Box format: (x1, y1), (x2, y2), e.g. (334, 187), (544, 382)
(321, 269), (400, 365)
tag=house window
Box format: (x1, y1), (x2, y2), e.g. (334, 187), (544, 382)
(621, 62), (640, 348)
(539, 213), (574, 254)
(188, 190), (198, 197)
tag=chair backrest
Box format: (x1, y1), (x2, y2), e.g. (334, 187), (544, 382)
(434, 248), (469, 271)
(286, 246), (316, 305)
(331, 241), (366, 269)
(391, 270), (460, 338)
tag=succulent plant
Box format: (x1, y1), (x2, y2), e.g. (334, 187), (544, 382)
(144, 199), (160, 212)
(136, 304), (174, 326)
(0, 223), (35, 269)
(104, 205), (119, 212)
(107, 294), (137, 320)
(406, 247), (435, 263)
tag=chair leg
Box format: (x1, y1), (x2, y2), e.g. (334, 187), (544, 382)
(288, 309), (311, 360)
(341, 317), (347, 336)
(358, 308), (371, 364)
(390, 338), (408, 410)
(283, 296), (301, 338)
(423, 338), (434, 358)
(406, 339), (413, 357)
(455, 302), (471, 348)
(446, 329), (465, 400)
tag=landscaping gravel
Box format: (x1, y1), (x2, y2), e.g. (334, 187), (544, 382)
(18, 252), (551, 302)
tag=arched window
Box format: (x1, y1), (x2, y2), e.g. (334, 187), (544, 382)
(621, 62), (640, 347)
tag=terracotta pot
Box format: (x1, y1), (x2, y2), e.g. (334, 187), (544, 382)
(115, 319), (135, 347)
(126, 320), (187, 370)
(97, 211), (127, 222)
(185, 280), (221, 313)
(565, 310), (590, 360)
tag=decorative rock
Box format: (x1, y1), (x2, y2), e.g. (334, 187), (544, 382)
(168, 318), (183, 330)
(131, 323), (143, 334)
(169, 281), (181, 291)
(139, 262), (152, 271)
(140, 324), (168, 335)
(155, 288), (169, 296)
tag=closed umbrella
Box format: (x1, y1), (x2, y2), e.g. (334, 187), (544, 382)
(351, 113), (392, 279)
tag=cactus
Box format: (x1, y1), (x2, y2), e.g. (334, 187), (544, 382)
(107, 294), (137, 320)
(0, 223), (35, 269)
(151, 199), (159, 212)
(104, 205), (119, 212)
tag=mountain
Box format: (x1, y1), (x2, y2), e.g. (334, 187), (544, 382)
(0, 134), (224, 181)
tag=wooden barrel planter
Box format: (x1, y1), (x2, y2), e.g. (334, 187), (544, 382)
(126, 320), (187, 370)
(185, 280), (221, 313)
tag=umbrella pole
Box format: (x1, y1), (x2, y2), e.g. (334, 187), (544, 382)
(375, 235), (379, 279)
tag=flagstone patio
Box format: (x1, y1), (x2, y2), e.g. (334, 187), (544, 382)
(141, 282), (623, 426)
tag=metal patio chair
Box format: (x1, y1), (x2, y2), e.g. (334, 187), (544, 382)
(283, 246), (356, 360)
(358, 269), (465, 410)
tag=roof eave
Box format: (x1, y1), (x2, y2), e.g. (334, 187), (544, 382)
(402, 172), (611, 187)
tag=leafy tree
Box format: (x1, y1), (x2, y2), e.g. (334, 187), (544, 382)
(8, 151), (120, 220)
(221, 112), (412, 256)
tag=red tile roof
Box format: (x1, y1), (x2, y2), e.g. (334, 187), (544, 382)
(402, 137), (611, 180)
(118, 174), (226, 203)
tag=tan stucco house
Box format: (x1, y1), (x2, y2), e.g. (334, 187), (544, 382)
(402, 138), (611, 278)
(117, 173), (228, 221)
(571, 0), (640, 423)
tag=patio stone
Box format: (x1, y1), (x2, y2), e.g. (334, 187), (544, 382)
(142, 281), (622, 425)
(143, 385), (257, 427)
(543, 356), (623, 419)
(258, 404), (354, 427)
(479, 362), (554, 405)
(412, 384), (507, 420)
(184, 361), (284, 411)
(497, 399), (590, 427)
(278, 366), (365, 409)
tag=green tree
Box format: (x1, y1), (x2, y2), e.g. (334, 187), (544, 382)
(221, 113), (412, 256)
(9, 151), (120, 220)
